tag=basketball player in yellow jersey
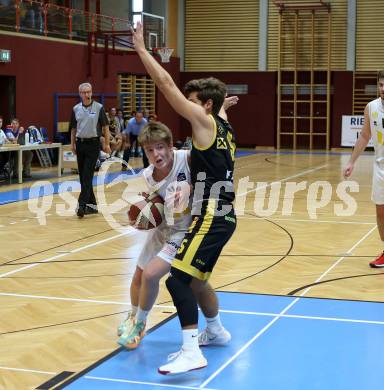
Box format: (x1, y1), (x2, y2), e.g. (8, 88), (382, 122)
(132, 22), (238, 374)
(343, 70), (384, 268)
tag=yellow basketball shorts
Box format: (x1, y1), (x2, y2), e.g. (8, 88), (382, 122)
(171, 205), (236, 281)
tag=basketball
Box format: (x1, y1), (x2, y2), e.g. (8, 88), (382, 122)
(128, 192), (164, 230)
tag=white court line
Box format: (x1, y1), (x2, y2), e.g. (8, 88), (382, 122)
(0, 292), (133, 305)
(219, 309), (384, 326)
(2, 292), (383, 326)
(237, 164), (328, 197)
(200, 225), (378, 388)
(84, 376), (217, 390)
(0, 228), (136, 279)
(298, 225), (377, 297)
(0, 291), (175, 310)
(238, 215), (375, 225)
(0, 366), (56, 375)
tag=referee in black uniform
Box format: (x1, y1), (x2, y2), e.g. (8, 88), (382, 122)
(70, 82), (111, 218)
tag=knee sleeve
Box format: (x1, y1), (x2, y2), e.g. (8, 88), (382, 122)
(166, 269), (197, 327)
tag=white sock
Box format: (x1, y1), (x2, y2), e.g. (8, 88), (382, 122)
(130, 305), (138, 316)
(136, 307), (149, 323)
(182, 328), (199, 352)
(206, 313), (223, 333)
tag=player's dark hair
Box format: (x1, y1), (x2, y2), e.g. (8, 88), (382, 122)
(378, 71), (384, 81)
(184, 77), (226, 115)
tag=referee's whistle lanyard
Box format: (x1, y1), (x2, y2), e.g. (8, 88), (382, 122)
(82, 101), (96, 116)
(79, 102), (98, 135)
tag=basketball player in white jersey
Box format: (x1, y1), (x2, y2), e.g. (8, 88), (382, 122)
(117, 121), (192, 349)
(343, 70), (384, 268)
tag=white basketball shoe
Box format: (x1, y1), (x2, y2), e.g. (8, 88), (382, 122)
(198, 327), (231, 346)
(158, 348), (207, 375)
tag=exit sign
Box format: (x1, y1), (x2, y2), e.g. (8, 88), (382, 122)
(0, 49), (11, 62)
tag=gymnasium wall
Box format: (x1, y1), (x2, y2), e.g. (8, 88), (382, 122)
(331, 71), (353, 148)
(180, 71), (353, 149)
(180, 72), (276, 147)
(267, 0), (347, 71)
(184, 0), (259, 72)
(0, 32), (181, 141)
(356, 0), (384, 71)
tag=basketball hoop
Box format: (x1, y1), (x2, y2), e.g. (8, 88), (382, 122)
(154, 47), (174, 63)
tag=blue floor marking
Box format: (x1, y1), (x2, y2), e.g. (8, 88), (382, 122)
(0, 169), (142, 205)
(62, 292), (384, 389)
(0, 150), (254, 206)
(288, 295), (384, 322)
(1, 149), (373, 206)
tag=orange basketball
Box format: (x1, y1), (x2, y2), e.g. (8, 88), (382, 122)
(128, 192), (164, 230)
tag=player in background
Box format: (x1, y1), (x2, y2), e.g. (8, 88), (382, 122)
(343, 70), (384, 268)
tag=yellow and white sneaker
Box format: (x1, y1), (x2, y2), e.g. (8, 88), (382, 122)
(158, 348), (207, 375)
(198, 327), (231, 346)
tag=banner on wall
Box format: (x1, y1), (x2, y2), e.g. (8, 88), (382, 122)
(341, 115), (374, 147)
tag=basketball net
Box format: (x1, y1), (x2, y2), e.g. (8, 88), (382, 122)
(155, 47), (174, 63)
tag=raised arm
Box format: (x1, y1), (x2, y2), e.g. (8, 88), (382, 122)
(343, 105), (371, 178)
(131, 23), (211, 138)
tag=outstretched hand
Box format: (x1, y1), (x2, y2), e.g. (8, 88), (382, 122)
(130, 21), (146, 52)
(223, 96), (239, 111)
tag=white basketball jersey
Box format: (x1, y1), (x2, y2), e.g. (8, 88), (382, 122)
(368, 98), (384, 204)
(368, 98), (384, 161)
(142, 150), (192, 232)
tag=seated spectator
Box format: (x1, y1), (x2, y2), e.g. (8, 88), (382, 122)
(107, 107), (123, 157)
(117, 108), (126, 130)
(27, 126), (44, 143)
(0, 116), (8, 145)
(5, 118), (33, 178)
(142, 107), (149, 119)
(0, 115), (11, 174)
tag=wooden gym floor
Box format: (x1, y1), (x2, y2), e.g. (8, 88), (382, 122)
(0, 150), (383, 389)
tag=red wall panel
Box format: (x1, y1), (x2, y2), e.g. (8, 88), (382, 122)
(180, 71), (277, 147)
(331, 71), (353, 148)
(0, 33), (180, 140)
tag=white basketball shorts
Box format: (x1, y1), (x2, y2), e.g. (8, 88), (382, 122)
(371, 161), (384, 205)
(137, 225), (186, 269)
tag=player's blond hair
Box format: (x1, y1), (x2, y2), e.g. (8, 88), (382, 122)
(138, 121), (173, 146)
